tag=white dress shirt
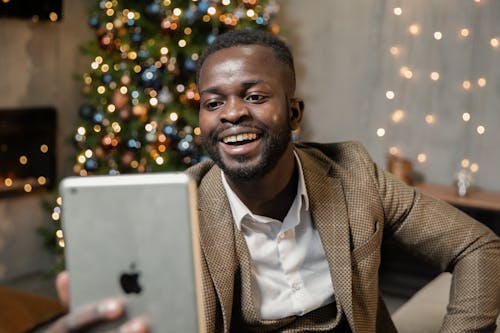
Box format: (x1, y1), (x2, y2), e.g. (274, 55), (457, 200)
(221, 152), (335, 320)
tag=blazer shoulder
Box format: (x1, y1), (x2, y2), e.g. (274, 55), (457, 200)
(185, 159), (216, 186)
(296, 141), (374, 167)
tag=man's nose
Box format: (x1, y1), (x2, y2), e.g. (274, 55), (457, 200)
(220, 97), (250, 123)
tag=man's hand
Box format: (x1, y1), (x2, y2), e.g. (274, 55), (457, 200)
(46, 271), (148, 332)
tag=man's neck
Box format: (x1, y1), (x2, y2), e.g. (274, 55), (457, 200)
(225, 149), (298, 221)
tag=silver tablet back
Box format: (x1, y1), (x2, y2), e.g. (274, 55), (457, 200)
(60, 172), (204, 332)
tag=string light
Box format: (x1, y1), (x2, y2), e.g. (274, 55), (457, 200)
(393, 7), (402, 16)
(425, 114), (436, 125)
(389, 146), (399, 156)
(459, 28), (470, 38)
(400, 66), (413, 79)
(491, 38), (499, 48)
(462, 112), (471, 122)
(430, 71), (440, 81)
(417, 153), (427, 163)
(409, 24), (421, 36)
(389, 46), (400, 56)
(392, 109), (405, 123)
(477, 77), (487, 87)
(385, 90), (395, 100)
(433, 31), (443, 40)
(207, 7), (217, 15)
(461, 159), (470, 168)
(476, 125), (485, 135)
(376, 128), (386, 137)
(470, 163), (479, 173)
(169, 112), (179, 121)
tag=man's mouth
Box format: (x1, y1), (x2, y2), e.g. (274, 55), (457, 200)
(221, 133), (258, 145)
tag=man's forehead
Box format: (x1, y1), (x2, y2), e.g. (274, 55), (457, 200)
(198, 44), (294, 94)
(199, 45), (284, 81)
(203, 44), (274, 65)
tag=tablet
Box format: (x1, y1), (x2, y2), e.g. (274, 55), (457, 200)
(60, 172), (205, 332)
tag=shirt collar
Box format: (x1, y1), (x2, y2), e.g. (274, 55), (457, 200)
(222, 150), (310, 231)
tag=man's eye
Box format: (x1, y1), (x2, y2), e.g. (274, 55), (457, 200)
(245, 94), (267, 103)
(204, 101), (223, 110)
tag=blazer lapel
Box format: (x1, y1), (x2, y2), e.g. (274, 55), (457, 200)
(197, 165), (237, 332)
(296, 148), (355, 329)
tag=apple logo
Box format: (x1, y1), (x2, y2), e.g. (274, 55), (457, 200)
(119, 262), (143, 294)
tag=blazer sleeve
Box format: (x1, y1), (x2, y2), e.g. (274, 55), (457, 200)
(359, 145), (500, 332)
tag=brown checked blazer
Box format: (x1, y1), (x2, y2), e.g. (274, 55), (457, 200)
(186, 141), (500, 333)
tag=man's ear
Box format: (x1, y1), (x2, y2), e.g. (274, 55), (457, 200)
(289, 98), (304, 131)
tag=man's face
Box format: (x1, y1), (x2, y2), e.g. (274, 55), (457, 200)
(198, 45), (296, 181)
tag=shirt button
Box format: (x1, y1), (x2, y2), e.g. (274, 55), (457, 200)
(278, 233), (285, 241)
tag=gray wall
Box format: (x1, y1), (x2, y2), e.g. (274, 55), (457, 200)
(0, 0), (499, 282)
(278, 0), (500, 190)
(0, 1), (92, 281)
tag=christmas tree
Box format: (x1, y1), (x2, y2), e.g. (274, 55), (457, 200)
(42, 0), (280, 271)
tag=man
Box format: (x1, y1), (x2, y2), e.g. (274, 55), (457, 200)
(48, 29), (499, 332)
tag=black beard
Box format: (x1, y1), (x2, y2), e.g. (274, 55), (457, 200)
(202, 122), (292, 181)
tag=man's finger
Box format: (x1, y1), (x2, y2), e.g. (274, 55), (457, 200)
(56, 271), (70, 307)
(46, 298), (124, 332)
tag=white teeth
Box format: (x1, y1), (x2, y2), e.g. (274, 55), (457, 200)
(222, 133), (257, 144)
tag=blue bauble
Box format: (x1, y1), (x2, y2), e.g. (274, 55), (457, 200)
(198, 1), (209, 13)
(138, 50), (149, 59)
(79, 104), (96, 120)
(126, 138), (142, 150)
(256, 16), (266, 25)
(184, 9), (197, 23)
(84, 158), (99, 171)
(207, 33), (217, 44)
(130, 32), (142, 43)
(163, 124), (178, 138)
(184, 58), (197, 72)
(92, 111), (105, 124)
(88, 16), (100, 28)
(139, 65), (162, 90)
(145, 2), (162, 16)
(177, 138), (194, 154)
(101, 73), (113, 84)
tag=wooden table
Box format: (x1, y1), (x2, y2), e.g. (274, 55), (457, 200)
(414, 183), (500, 212)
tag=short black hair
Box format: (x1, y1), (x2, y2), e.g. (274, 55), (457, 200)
(196, 29), (296, 88)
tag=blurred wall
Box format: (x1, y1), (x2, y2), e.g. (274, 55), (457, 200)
(0, 0), (92, 281)
(278, 0), (500, 190)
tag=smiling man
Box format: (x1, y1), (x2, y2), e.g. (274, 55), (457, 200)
(48, 29), (499, 333)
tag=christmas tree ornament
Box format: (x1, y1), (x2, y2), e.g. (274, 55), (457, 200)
(111, 91), (129, 109)
(183, 58), (197, 72)
(84, 157), (99, 171)
(120, 151), (136, 167)
(158, 87), (173, 104)
(119, 106), (131, 120)
(132, 104), (148, 119)
(126, 138), (142, 150)
(88, 15), (100, 28)
(92, 111), (105, 124)
(163, 124), (178, 139)
(120, 73), (131, 86)
(79, 104), (97, 120)
(198, 1), (210, 13)
(101, 73), (113, 84)
(139, 65), (162, 90)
